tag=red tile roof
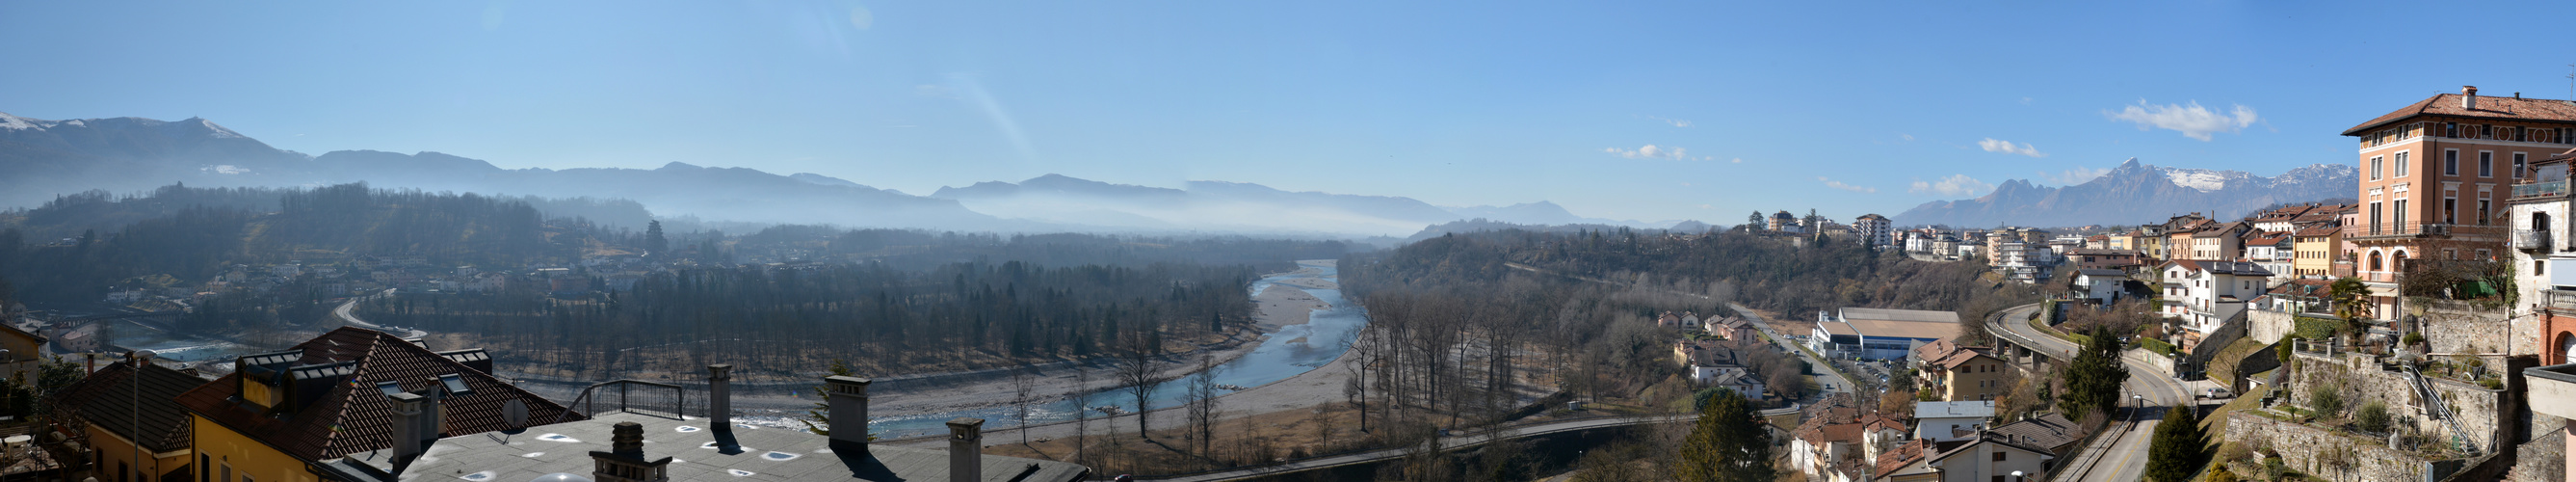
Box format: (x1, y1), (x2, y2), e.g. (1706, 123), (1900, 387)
(49, 362), (203, 453)
(174, 327), (580, 462)
(2344, 94), (2576, 136)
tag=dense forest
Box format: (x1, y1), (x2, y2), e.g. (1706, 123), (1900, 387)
(355, 261), (1258, 381)
(0, 183), (617, 304)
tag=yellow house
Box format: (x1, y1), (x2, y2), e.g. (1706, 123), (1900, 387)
(2292, 226), (2345, 277)
(1929, 348), (2010, 402)
(0, 322), (48, 384)
(177, 328), (576, 482)
(47, 358), (200, 482)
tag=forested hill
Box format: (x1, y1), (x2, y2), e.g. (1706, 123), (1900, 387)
(0, 183), (618, 303)
(1346, 229), (2037, 322)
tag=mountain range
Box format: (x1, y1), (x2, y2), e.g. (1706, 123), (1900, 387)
(1894, 158), (2357, 228)
(0, 112), (1673, 237)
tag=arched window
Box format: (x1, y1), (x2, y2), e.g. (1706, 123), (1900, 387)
(2369, 252), (2384, 272)
(2561, 332), (2576, 365)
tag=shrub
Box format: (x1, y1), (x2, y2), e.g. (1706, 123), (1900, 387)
(2207, 469), (2240, 482)
(2309, 385), (2346, 416)
(2354, 401), (2392, 433)
(2402, 332), (2424, 346)
(2482, 379), (2503, 389)
(2217, 442), (2251, 465)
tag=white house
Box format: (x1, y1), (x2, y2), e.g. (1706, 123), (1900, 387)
(2070, 269), (2128, 304)
(1913, 400), (1996, 442)
(2241, 230), (2296, 281)
(2157, 259), (2273, 335)
(1853, 214), (1894, 249)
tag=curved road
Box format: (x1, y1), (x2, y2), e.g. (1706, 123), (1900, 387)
(333, 289), (428, 338)
(1986, 304), (2195, 482)
(1135, 415), (1694, 482)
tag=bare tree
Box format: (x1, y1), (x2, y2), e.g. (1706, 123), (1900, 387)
(1011, 363), (1038, 447)
(1071, 363), (1091, 465)
(1116, 333), (1171, 440)
(1185, 356), (1221, 458)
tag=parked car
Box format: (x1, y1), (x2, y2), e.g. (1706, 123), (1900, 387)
(2206, 388), (2232, 399)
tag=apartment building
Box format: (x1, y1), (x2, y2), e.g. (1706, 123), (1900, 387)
(2158, 260), (2272, 348)
(2291, 226), (2345, 277)
(2508, 149), (2576, 365)
(2345, 86), (2558, 317)
(1853, 213), (1893, 248)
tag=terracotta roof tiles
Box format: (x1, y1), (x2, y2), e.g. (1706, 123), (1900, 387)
(2345, 94), (2576, 136)
(174, 327), (581, 462)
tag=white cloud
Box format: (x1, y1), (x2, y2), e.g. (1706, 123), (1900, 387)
(2038, 166), (2112, 185)
(1978, 138), (2048, 157)
(1900, 134), (1915, 142)
(1604, 145), (1715, 161)
(2107, 100), (2258, 141)
(1651, 117), (1692, 127)
(1819, 176), (1877, 193)
(1730, 157), (1744, 164)
(1908, 174), (1993, 197)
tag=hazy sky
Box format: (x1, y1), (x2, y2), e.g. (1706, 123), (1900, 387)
(8, 1), (2574, 224)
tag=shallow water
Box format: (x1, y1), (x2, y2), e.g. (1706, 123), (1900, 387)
(856, 259), (1366, 439)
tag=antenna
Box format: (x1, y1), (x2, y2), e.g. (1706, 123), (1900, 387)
(2567, 64), (2574, 100)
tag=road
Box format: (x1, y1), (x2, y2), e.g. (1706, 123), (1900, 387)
(1134, 415), (1693, 481)
(333, 289), (428, 338)
(1986, 304), (2196, 482)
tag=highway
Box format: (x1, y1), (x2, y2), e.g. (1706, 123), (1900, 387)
(1986, 304), (2197, 482)
(333, 289), (429, 338)
(1134, 415), (1694, 481)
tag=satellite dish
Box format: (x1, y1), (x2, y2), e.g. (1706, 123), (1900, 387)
(504, 399), (530, 426)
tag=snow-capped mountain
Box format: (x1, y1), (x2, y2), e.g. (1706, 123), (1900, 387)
(1894, 158), (2357, 228)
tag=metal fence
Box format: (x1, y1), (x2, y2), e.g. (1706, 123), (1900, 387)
(559, 380), (687, 422)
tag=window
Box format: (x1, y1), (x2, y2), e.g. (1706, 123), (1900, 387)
(2480, 151), (2493, 177)
(2478, 200), (2490, 226)
(2445, 198), (2456, 225)
(2396, 200), (2407, 227)
(2398, 151), (2410, 176)
(1994, 451), (2009, 461)
(2446, 121), (2458, 137)
(2516, 152), (2529, 177)
(2446, 149), (2459, 175)
(200, 455), (209, 482)
(2372, 157), (2383, 179)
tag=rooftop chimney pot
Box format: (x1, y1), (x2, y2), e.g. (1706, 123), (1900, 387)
(707, 364), (733, 431)
(2465, 86), (2480, 110)
(611, 421), (645, 457)
(388, 391), (427, 467)
(947, 417), (986, 482)
(825, 376), (874, 451)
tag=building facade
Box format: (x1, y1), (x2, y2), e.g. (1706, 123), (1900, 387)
(2346, 86), (2557, 318)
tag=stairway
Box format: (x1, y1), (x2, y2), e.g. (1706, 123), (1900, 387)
(2401, 362), (2478, 455)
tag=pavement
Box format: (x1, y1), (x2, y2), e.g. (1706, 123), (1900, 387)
(1986, 304), (2203, 482)
(1725, 303), (1859, 401)
(332, 289), (428, 338)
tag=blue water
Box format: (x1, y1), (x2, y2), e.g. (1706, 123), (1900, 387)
(858, 259), (1366, 439)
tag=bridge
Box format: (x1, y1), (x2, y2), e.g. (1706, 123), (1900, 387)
(1133, 414), (1695, 481)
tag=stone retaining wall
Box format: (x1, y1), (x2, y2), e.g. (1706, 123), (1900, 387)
(2250, 309), (2295, 345)
(2418, 302), (2537, 356)
(2285, 352), (2506, 449)
(2224, 411), (2471, 482)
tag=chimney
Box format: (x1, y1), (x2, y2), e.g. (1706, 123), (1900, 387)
(825, 376), (873, 450)
(947, 417), (985, 482)
(2464, 86), (2479, 110)
(589, 421), (671, 482)
(707, 364), (733, 430)
(389, 391), (426, 466)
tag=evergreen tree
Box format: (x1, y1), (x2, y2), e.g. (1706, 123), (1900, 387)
(1748, 211), (1765, 229)
(2144, 402), (2208, 482)
(1678, 389), (1775, 482)
(802, 359), (862, 437)
(2327, 277), (2369, 343)
(2058, 326), (2130, 416)
(644, 220), (669, 257)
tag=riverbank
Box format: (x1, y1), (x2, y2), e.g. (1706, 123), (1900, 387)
(691, 280), (1333, 432)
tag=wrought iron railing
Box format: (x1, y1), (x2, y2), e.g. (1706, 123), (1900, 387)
(557, 380), (687, 422)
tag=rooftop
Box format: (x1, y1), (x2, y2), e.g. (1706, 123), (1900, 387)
(2345, 93), (2576, 136)
(330, 411), (1090, 482)
(48, 361), (207, 453)
(174, 327), (580, 462)
(1914, 400), (1995, 418)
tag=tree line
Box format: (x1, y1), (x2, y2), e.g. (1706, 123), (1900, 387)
(355, 260), (1260, 380)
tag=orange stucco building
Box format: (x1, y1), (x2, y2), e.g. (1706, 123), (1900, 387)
(2342, 86), (2573, 317)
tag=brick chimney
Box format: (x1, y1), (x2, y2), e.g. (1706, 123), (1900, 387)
(2464, 86), (2480, 110)
(946, 417), (985, 482)
(388, 391), (426, 466)
(707, 364), (733, 431)
(825, 376), (873, 451)
(589, 421), (672, 482)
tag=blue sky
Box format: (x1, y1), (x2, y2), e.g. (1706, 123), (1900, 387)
(7, 1), (2574, 224)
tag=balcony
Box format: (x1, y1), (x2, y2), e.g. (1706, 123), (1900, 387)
(2343, 223), (2506, 242)
(2512, 179), (2570, 200)
(2513, 228), (2552, 253)
(2529, 363), (2576, 420)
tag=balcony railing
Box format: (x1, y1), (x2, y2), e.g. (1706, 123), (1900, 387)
(2344, 223), (2506, 240)
(2545, 289), (2576, 312)
(2513, 180), (2569, 200)
(2514, 229), (2552, 253)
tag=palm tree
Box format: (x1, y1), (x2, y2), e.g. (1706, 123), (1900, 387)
(2327, 277), (2370, 344)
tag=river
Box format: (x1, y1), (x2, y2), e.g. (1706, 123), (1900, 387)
(851, 259), (1368, 439)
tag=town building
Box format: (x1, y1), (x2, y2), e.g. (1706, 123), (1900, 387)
(323, 366), (1091, 482)
(2063, 249), (2145, 273)
(1770, 210), (1801, 233)
(1920, 431), (2055, 482)
(48, 356), (202, 482)
(2184, 221), (2252, 261)
(1913, 400), (1996, 442)
(2156, 260), (2272, 349)
(2242, 230), (2296, 281)
(1922, 346), (2011, 402)
(2346, 86), (2547, 318)
(2291, 226), (2346, 278)
(179, 328), (579, 482)
(1853, 214), (1893, 248)
(1809, 308), (1962, 361)
(2070, 269), (2129, 305)
(2509, 149), (2576, 365)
